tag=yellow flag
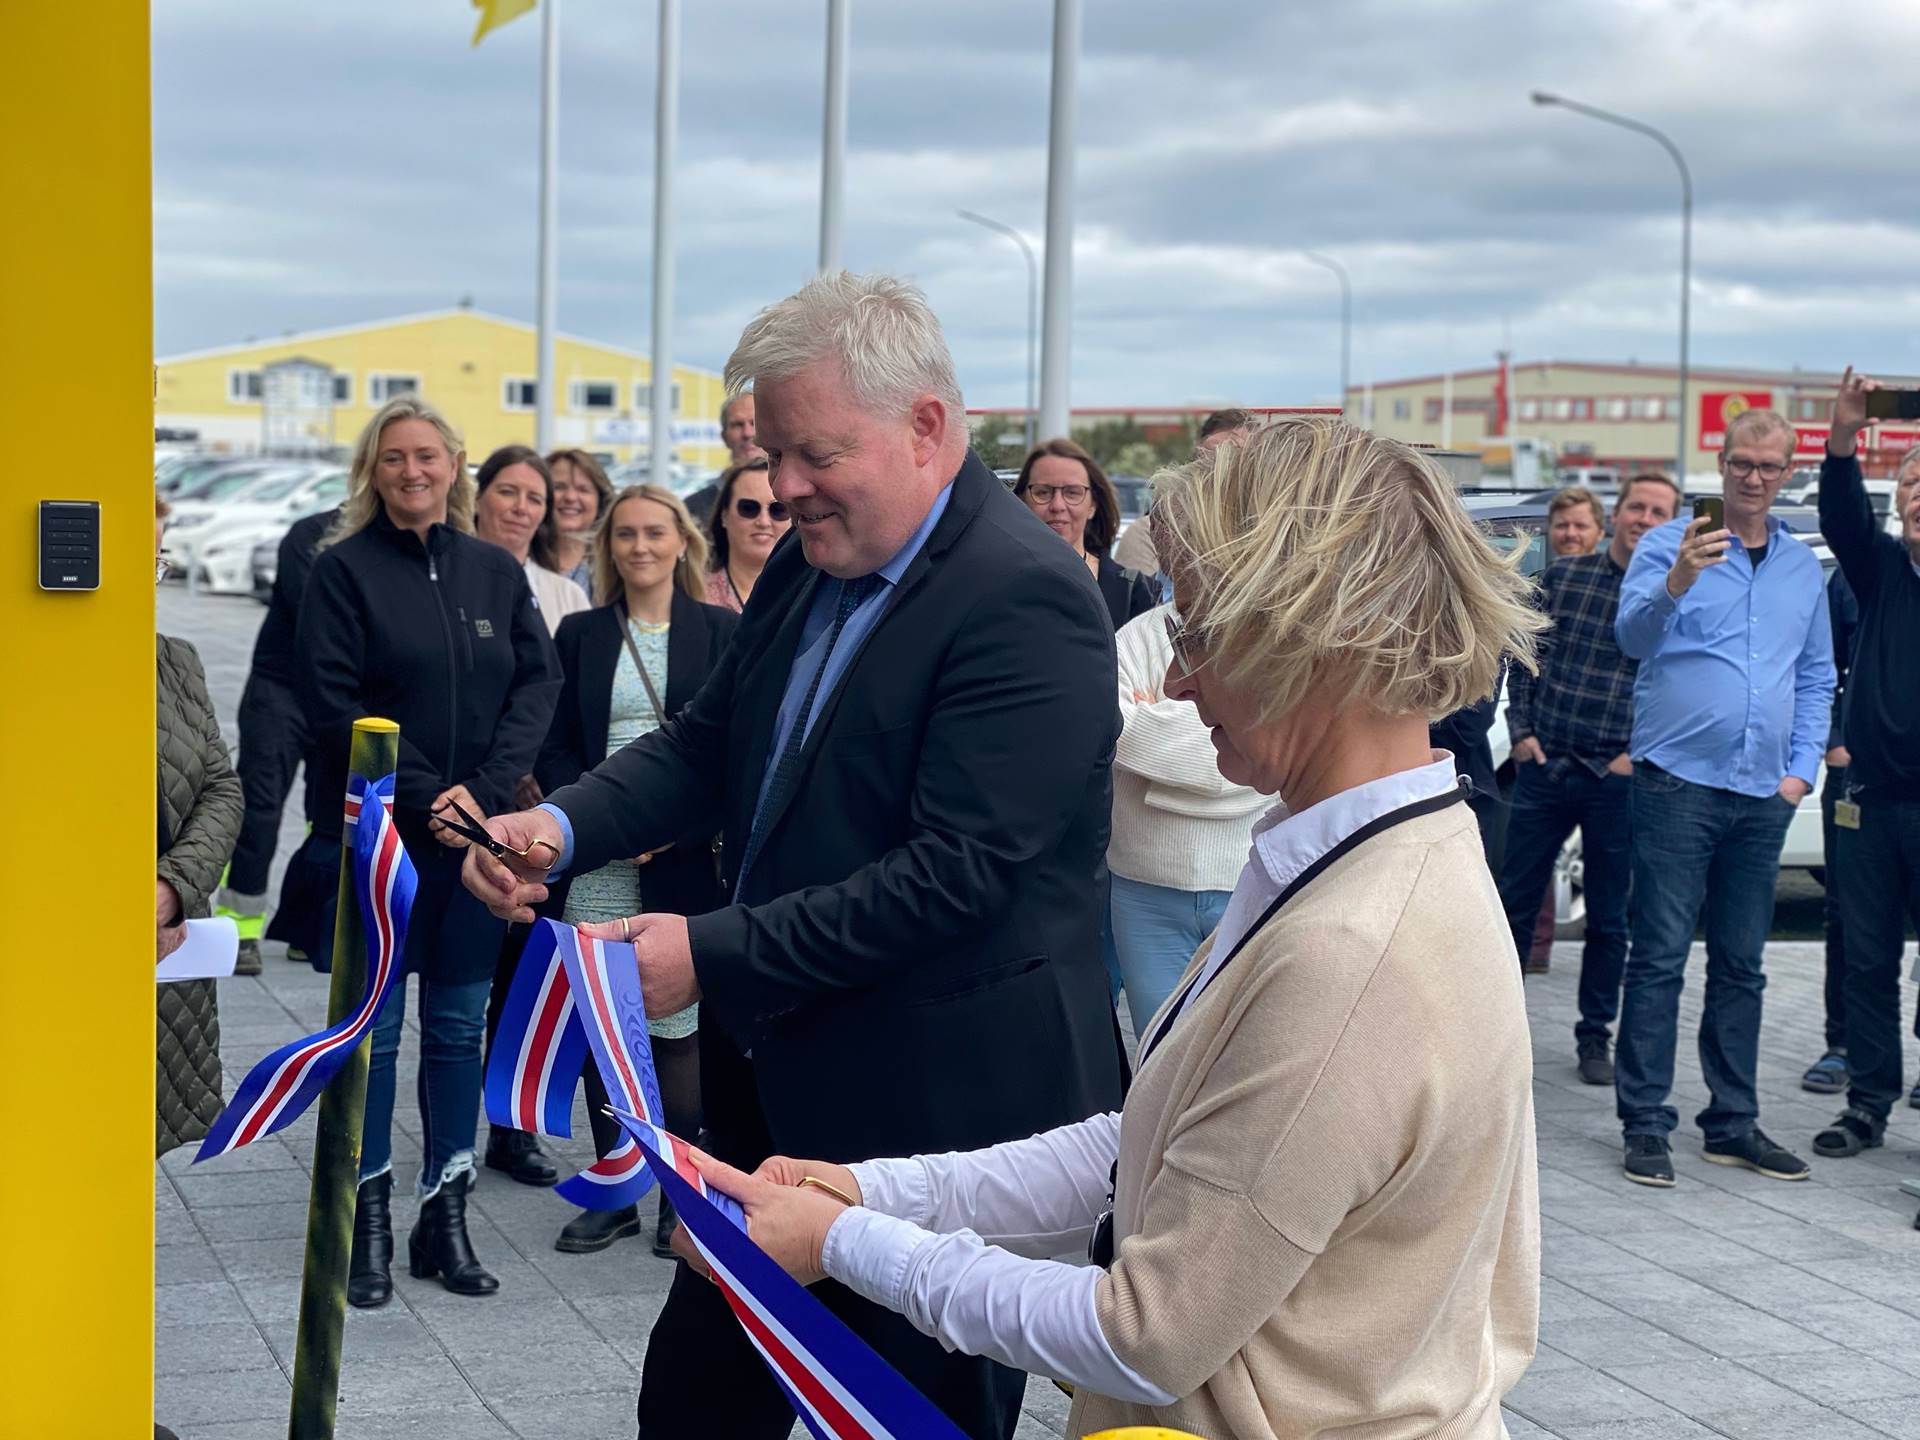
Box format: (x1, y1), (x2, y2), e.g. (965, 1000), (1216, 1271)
(471, 0), (536, 46)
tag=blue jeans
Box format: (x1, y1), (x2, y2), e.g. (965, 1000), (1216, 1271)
(1110, 874), (1231, 1042)
(1616, 764), (1794, 1143)
(361, 972), (491, 1195)
(1496, 761), (1632, 1044)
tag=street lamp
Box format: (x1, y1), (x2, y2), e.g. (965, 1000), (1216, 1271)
(958, 209), (1039, 452)
(1532, 90), (1692, 487)
(1301, 251), (1351, 420)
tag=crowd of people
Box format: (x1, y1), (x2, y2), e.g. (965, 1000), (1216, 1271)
(151, 266), (1920, 1439)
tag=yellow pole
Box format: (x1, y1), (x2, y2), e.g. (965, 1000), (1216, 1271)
(0, 4), (154, 1435)
(289, 719), (400, 1440)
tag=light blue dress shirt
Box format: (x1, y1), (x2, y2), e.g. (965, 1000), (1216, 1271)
(1614, 514), (1834, 798)
(539, 482), (953, 872)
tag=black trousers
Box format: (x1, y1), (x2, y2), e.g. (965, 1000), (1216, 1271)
(1838, 789), (1920, 1121)
(636, 1259), (1026, 1440)
(1820, 765), (1850, 1051)
(229, 676), (307, 896)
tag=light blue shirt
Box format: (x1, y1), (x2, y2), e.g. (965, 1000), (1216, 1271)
(1614, 514), (1834, 798)
(540, 482), (953, 872)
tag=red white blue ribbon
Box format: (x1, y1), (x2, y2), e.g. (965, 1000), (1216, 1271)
(195, 772), (414, 1162)
(607, 1108), (968, 1440)
(483, 920), (664, 1210)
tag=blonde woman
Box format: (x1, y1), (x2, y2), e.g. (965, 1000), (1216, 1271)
(693, 420), (1545, 1439)
(533, 484), (738, 1256)
(300, 396), (561, 1307)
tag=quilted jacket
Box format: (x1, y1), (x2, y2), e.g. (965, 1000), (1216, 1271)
(157, 635), (243, 1158)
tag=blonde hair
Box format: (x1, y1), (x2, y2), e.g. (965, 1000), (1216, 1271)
(1721, 407), (1796, 459)
(322, 395), (474, 550)
(1152, 418), (1544, 722)
(592, 484), (708, 606)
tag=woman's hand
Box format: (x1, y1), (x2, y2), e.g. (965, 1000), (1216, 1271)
(156, 877), (183, 929)
(687, 1149), (855, 1286)
(514, 773), (545, 811)
(428, 783), (485, 849)
(751, 1154), (864, 1208)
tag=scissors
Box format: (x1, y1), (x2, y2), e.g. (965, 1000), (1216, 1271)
(430, 795), (559, 866)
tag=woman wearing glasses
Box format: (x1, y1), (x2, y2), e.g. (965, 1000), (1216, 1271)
(535, 483), (739, 1258)
(299, 397), (561, 1308)
(702, 456), (790, 613)
(689, 421), (1544, 1439)
(1014, 438), (1158, 630)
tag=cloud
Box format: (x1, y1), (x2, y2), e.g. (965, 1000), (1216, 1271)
(153, 0), (1920, 409)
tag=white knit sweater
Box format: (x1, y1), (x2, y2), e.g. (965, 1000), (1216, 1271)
(1109, 604), (1271, 893)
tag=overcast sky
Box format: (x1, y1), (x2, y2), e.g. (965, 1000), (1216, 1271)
(154, 0), (1920, 409)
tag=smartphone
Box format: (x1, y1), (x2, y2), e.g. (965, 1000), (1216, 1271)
(1693, 495), (1724, 530)
(1864, 388), (1920, 422)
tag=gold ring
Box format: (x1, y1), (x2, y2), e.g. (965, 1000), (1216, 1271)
(620, 916), (632, 942)
(798, 1175), (857, 1207)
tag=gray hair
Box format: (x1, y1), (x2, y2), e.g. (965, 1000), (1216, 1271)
(1721, 407), (1796, 459)
(724, 271), (965, 421)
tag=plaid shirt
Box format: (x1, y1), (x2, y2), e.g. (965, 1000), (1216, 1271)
(1506, 550), (1636, 775)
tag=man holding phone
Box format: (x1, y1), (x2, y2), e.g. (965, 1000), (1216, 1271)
(1612, 407), (1834, 1188)
(1811, 368), (1920, 1161)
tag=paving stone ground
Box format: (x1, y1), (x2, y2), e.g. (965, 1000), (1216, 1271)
(158, 585), (1920, 1438)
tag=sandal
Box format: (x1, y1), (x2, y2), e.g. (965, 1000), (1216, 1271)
(1812, 1107), (1884, 1158)
(1801, 1050), (1849, 1094)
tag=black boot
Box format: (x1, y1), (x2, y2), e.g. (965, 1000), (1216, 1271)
(653, 1191), (680, 1259)
(555, 1204), (643, 1254)
(484, 1126), (559, 1187)
(347, 1172), (393, 1309)
(408, 1173), (499, 1296)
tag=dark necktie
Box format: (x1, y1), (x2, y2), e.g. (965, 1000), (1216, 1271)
(734, 573), (883, 891)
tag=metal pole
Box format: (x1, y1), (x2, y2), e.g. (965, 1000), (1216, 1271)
(1302, 252), (1350, 419)
(957, 209), (1039, 451)
(1530, 91), (1691, 485)
(1037, 0), (1080, 440)
(1442, 369), (1454, 447)
(287, 718), (399, 1440)
(818, 0), (850, 273)
(650, 0), (679, 483)
(534, 0), (560, 451)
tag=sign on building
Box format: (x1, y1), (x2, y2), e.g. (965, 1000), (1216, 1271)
(1697, 391), (1774, 451)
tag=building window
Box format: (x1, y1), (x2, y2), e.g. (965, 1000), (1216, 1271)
(1599, 397), (1629, 421)
(1634, 396), (1665, 421)
(1517, 398), (1539, 421)
(1790, 396), (1832, 421)
(1392, 398), (1410, 421)
(331, 373), (353, 405)
(570, 379), (619, 412)
(228, 368), (263, 404)
(1424, 397), (1443, 423)
(1570, 398), (1592, 420)
(369, 373), (420, 405)
(1548, 398), (1573, 420)
(503, 378), (538, 412)
(1452, 397), (1494, 415)
(632, 381), (687, 412)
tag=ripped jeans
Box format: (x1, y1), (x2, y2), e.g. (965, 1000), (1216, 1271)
(360, 973), (490, 1197)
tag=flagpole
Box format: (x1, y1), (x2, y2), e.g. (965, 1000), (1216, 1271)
(534, 0), (560, 451)
(650, 0), (679, 482)
(287, 719), (400, 1440)
(1037, 0), (1080, 440)
(818, 0), (850, 272)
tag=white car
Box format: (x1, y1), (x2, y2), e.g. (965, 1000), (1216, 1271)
(164, 464), (329, 537)
(177, 470), (347, 594)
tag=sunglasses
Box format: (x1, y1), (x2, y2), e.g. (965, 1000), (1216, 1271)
(430, 795), (559, 865)
(734, 498), (789, 522)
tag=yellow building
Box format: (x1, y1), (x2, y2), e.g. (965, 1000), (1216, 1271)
(155, 307), (730, 472)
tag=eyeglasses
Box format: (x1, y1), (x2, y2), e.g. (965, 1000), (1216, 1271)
(733, 497), (789, 522)
(1163, 605), (1208, 675)
(1026, 484), (1090, 506)
(430, 795), (560, 865)
(1723, 458), (1789, 481)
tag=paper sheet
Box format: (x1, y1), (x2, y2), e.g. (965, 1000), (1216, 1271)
(157, 916), (240, 983)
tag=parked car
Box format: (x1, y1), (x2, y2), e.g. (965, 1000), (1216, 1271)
(250, 536), (279, 604)
(178, 470), (347, 595)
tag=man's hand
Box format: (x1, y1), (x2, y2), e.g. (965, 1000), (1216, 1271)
(576, 913), (700, 1016)
(687, 1149), (853, 1287)
(514, 773), (545, 811)
(1511, 736), (1547, 766)
(460, 809), (564, 922)
(1826, 745), (1851, 770)
(156, 877), (183, 930)
(1606, 752), (1634, 776)
(1665, 515), (1731, 598)
(157, 920), (187, 966)
(428, 783), (485, 849)
(1830, 366), (1870, 457)
(1778, 776), (1812, 806)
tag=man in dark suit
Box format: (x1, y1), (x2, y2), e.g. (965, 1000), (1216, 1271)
(463, 272), (1125, 1439)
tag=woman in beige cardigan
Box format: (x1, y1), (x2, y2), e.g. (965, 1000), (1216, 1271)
(689, 419), (1546, 1439)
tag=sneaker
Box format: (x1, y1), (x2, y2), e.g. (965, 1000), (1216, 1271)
(1577, 1038), (1614, 1087)
(234, 938), (263, 977)
(1801, 1049), (1849, 1094)
(1812, 1107), (1885, 1159)
(1703, 1128), (1810, 1181)
(1623, 1134), (1675, 1188)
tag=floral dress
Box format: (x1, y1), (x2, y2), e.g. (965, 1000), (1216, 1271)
(559, 616), (698, 1039)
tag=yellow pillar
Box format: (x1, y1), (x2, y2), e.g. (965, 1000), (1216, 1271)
(0, 3), (155, 1434)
